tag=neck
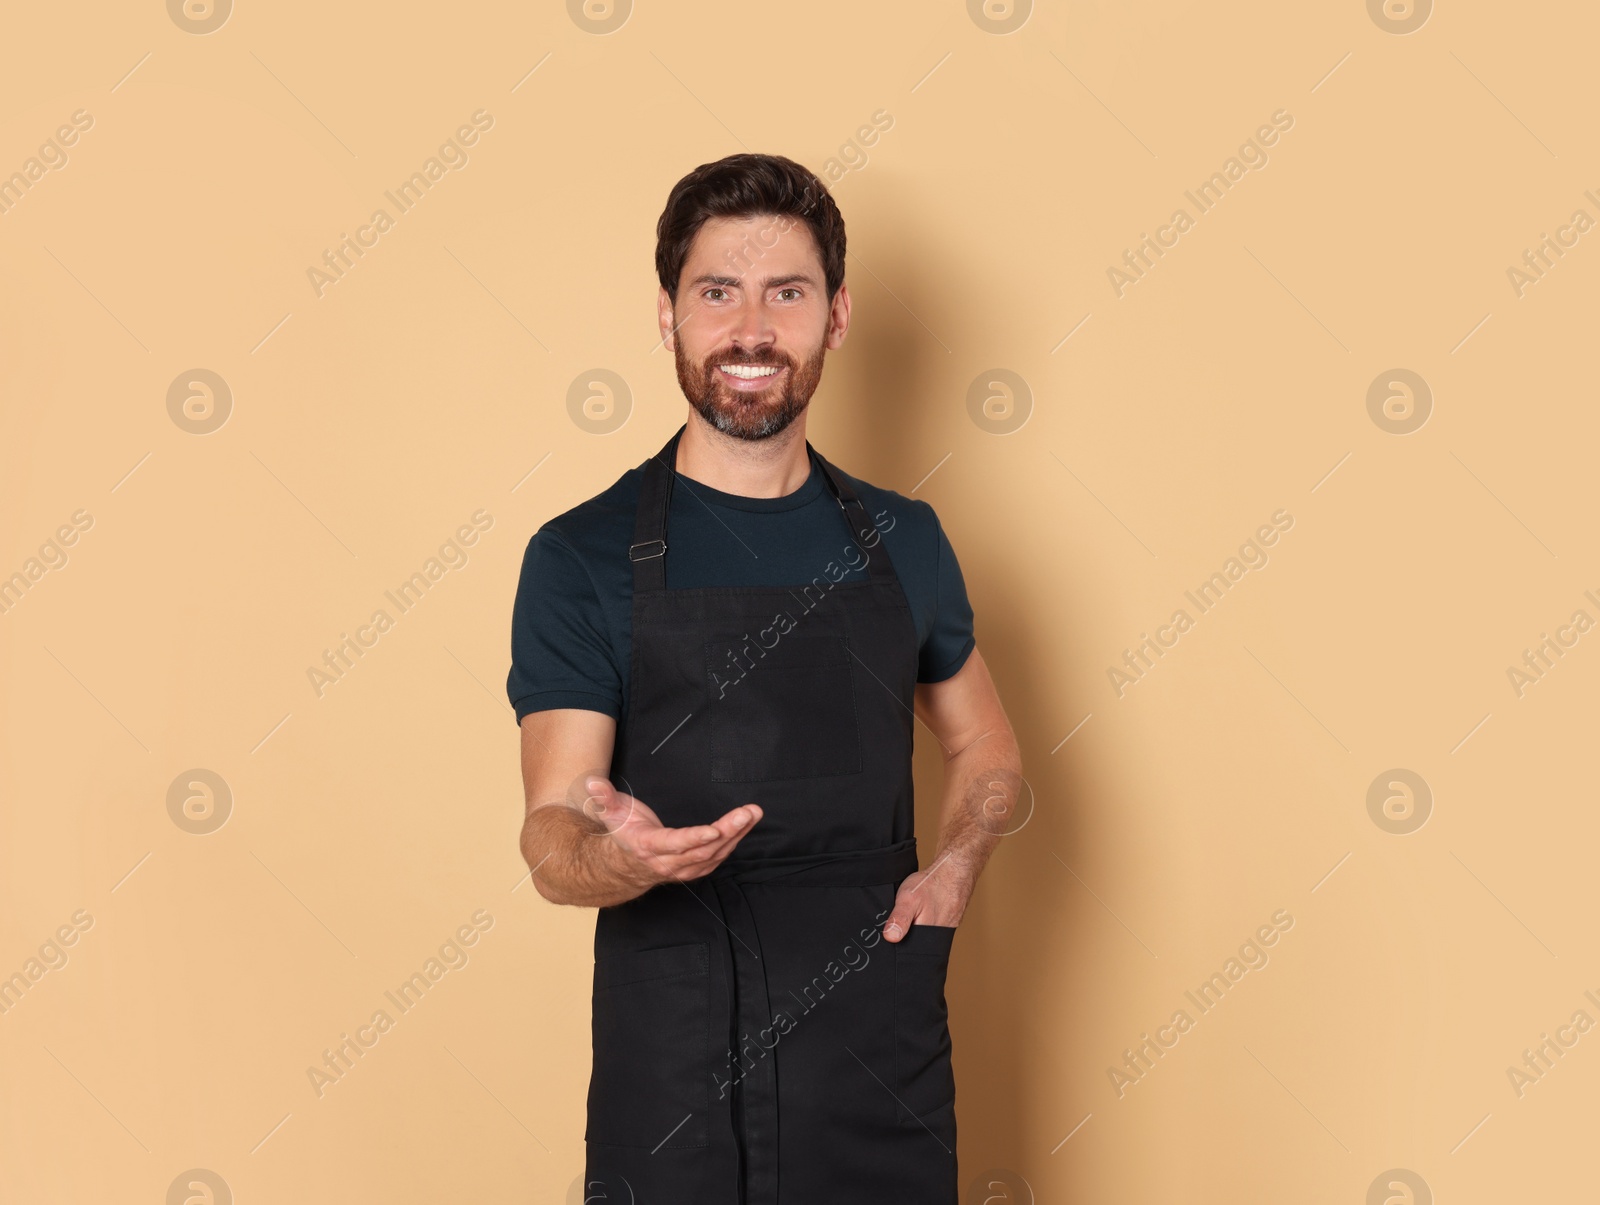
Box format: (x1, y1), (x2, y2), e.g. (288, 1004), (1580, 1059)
(676, 410), (812, 498)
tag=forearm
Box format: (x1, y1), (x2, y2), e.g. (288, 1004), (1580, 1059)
(930, 730), (1024, 893)
(520, 805), (655, 908)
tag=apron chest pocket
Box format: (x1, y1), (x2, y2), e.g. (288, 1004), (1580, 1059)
(586, 942), (710, 1149)
(704, 632), (863, 782)
(893, 923), (957, 1125)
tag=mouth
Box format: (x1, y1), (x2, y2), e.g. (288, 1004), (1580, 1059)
(715, 362), (786, 392)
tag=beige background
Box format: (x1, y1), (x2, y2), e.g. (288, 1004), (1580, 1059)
(2, 1), (1596, 1201)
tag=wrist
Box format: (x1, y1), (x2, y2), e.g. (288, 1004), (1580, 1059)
(930, 840), (986, 889)
(597, 831), (663, 894)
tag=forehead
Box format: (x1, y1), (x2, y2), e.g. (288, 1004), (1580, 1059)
(682, 213), (824, 278)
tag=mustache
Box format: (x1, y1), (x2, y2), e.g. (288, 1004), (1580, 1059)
(707, 349), (789, 368)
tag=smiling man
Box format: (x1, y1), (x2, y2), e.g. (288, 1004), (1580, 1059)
(508, 153), (1023, 1204)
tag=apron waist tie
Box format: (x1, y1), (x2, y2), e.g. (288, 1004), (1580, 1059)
(705, 837), (918, 1204)
(711, 836), (919, 886)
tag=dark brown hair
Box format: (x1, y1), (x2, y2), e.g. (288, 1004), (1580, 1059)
(654, 153), (846, 303)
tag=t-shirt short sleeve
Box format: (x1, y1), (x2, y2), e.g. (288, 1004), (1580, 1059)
(916, 509), (976, 684)
(506, 527), (623, 722)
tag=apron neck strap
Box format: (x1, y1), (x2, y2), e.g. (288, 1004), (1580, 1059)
(630, 422), (898, 591)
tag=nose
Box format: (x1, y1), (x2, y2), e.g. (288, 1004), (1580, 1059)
(729, 300), (776, 356)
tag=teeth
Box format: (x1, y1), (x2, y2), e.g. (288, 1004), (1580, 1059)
(719, 365), (781, 378)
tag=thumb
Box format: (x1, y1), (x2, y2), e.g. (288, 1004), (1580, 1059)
(585, 777), (652, 831)
(882, 892), (920, 944)
(579, 775), (618, 826)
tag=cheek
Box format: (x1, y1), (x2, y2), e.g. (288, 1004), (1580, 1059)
(672, 325), (720, 368)
(779, 311), (832, 352)
(685, 310), (744, 353)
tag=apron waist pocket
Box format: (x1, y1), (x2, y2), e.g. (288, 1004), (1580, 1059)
(586, 941), (711, 1150)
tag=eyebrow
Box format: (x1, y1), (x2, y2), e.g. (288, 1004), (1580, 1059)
(687, 272), (818, 290)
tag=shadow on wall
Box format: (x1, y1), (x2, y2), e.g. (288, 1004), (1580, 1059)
(824, 179), (1104, 1193)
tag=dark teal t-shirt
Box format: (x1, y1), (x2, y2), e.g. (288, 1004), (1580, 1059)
(506, 450), (976, 723)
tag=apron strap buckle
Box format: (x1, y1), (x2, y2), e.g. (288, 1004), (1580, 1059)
(628, 538), (667, 561)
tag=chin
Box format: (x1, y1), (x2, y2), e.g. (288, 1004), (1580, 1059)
(701, 396), (805, 441)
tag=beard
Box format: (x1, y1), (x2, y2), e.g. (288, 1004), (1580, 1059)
(674, 332), (827, 442)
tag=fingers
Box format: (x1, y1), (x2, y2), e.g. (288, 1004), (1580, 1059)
(666, 814), (761, 881)
(633, 803), (761, 853)
(639, 823), (724, 855)
(584, 782), (764, 882)
(714, 803), (762, 837)
(636, 805), (763, 881)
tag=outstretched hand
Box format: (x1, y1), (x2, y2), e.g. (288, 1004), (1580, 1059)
(582, 775), (762, 889)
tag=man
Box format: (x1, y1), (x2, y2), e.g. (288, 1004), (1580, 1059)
(508, 153), (1023, 1204)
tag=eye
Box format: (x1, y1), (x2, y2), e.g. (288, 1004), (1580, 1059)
(704, 287), (728, 301)
(777, 287), (801, 301)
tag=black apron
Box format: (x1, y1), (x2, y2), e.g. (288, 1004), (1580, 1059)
(581, 423), (958, 1204)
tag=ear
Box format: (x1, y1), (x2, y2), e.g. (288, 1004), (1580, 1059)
(825, 281), (851, 351)
(657, 286), (679, 351)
